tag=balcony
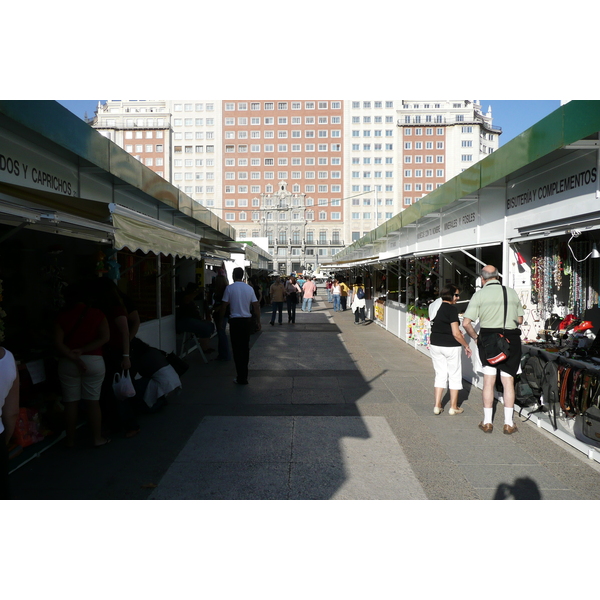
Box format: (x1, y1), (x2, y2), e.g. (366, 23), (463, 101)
(94, 118), (171, 130)
(397, 115), (502, 133)
(271, 239), (345, 248)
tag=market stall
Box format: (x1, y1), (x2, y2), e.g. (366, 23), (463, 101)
(0, 100), (241, 464)
(327, 101), (600, 462)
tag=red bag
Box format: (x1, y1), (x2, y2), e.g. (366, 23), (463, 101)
(11, 408), (45, 448)
(12, 408), (33, 447)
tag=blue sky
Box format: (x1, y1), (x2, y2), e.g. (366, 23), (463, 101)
(58, 99), (562, 147)
(478, 100), (561, 145)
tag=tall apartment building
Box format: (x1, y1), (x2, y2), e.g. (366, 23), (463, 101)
(92, 100), (172, 180)
(92, 99), (500, 271)
(222, 99), (345, 273)
(344, 100), (500, 244)
(398, 99), (500, 208)
(344, 100), (402, 243)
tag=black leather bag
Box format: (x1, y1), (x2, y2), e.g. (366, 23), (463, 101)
(480, 332), (511, 365)
(480, 287), (511, 365)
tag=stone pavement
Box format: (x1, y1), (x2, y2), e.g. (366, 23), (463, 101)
(9, 294), (600, 500)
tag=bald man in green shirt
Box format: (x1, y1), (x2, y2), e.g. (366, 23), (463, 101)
(462, 265), (524, 435)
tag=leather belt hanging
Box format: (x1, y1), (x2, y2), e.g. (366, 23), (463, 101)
(567, 368), (584, 417)
(559, 365), (572, 415)
(587, 376), (600, 411)
(580, 373), (595, 414)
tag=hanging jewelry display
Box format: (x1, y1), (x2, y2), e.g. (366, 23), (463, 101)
(531, 240), (543, 306)
(552, 239), (563, 291)
(568, 240), (588, 317)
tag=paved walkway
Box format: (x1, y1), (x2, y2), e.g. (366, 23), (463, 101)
(10, 294), (600, 500)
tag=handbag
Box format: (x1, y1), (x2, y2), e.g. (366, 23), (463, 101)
(112, 370), (136, 400)
(480, 287), (511, 365)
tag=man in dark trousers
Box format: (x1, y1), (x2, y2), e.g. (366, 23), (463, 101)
(462, 265), (524, 435)
(220, 268), (261, 385)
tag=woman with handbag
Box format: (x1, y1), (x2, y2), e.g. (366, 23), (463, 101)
(429, 284), (472, 415)
(350, 277), (367, 325)
(55, 283), (111, 447)
(285, 276), (301, 324)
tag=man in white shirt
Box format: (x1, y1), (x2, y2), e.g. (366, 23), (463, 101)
(221, 267), (261, 385)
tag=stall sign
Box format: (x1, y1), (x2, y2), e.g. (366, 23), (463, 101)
(0, 128), (78, 197)
(506, 153), (597, 216)
(441, 208), (478, 234)
(375, 301), (385, 322)
(417, 221), (441, 242)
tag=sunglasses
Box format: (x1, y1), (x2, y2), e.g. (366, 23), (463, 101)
(453, 294), (460, 297)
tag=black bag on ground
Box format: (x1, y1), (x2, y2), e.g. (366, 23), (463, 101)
(515, 378), (537, 407)
(130, 337), (169, 378)
(164, 352), (189, 377)
(522, 354), (545, 399)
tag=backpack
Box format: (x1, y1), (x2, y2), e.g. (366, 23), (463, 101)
(517, 354), (545, 406)
(357, 287), (365, 300)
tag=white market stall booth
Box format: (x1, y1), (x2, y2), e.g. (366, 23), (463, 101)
(328, 100), (600, 462)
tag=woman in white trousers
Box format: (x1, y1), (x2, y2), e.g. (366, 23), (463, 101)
(429, 285), (472, 415)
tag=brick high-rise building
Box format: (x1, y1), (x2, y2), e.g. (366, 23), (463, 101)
(221, 99), (345, 272)
(92, 99), (500, 272)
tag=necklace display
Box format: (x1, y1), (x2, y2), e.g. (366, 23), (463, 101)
(532, 238), (597, 326)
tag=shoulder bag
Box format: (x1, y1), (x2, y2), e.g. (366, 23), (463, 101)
(480, 286), (511, 365)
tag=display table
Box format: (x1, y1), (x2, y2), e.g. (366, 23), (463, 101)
(518, 344), (600, 463)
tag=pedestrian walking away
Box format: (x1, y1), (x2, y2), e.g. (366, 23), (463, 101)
(301, 277), (317, 312)
(339, 279), (349, 311)
(462, 265), (524, 435)
(326, 278), (333, 303)
(350, 277), (367, 324)
(220, 267), (262, 385)
(285, 276), (301, 323)
(269, 276), (286, 325)
(429, 284), (472, 415)
(332, 279), (341, 312)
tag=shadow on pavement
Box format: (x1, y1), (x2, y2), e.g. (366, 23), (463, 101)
(9, 299), (405, 500)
